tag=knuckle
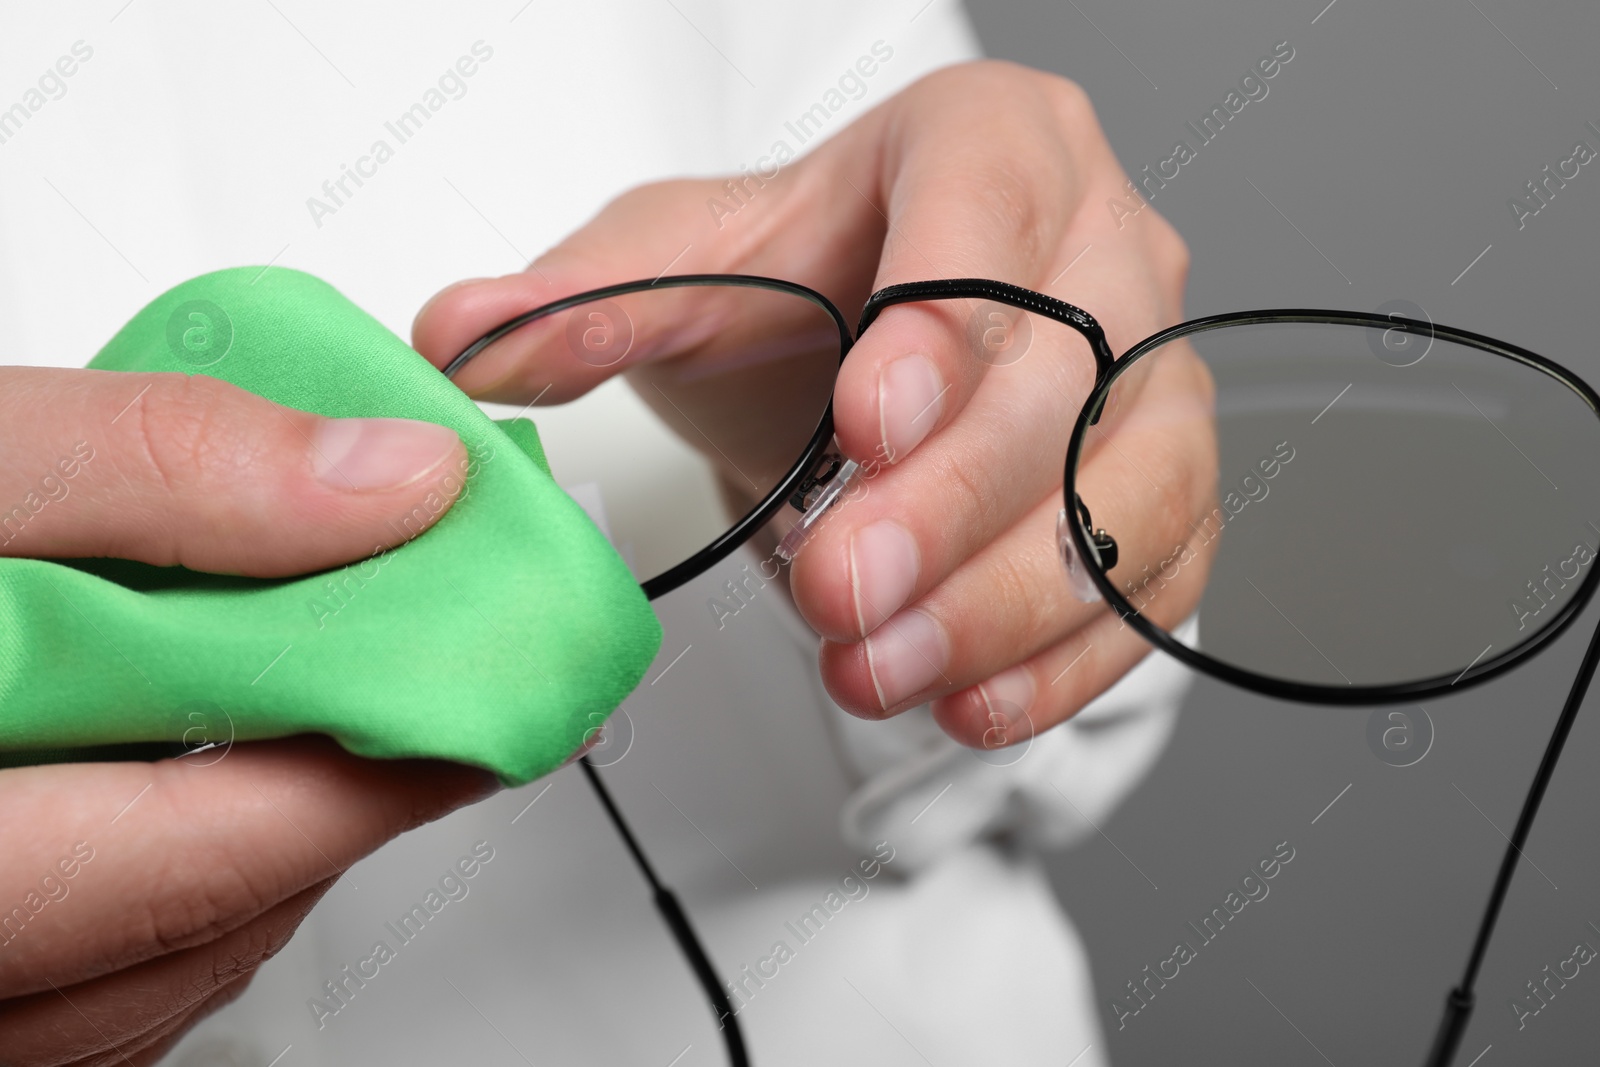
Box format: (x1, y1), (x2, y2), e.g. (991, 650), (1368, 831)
(905, 58), (998, 98)
(1185, 350), (1218, 415)
(1025, 68), (1103, 155)
(1035, 69), (1094, 124)
(894, 63), (1094, 262)
(1147, 210), (1192, 285)
(981, 165), (1049, 256)
(127, 374), (253, 497)
(931, 449), (999, 549)
(1154, 466), (1203, 561)
(129, 874), (258, 964)
(123, 771), (275, 962)
(927, 164), (1053, 273)
(141, 856), (270, 960)
(202, 922), (278, 992)
(989, 549), (1047, 641)
(917, 59), (1077, 107)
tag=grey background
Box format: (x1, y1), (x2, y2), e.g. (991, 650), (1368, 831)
(964, 0), (1600, 1063)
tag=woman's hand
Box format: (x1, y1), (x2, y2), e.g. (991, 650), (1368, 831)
(0, 366), (499, 1064)
(413, 60), (1211, 749)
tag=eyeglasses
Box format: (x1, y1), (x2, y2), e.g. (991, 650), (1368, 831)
(450, 275), (1600, 1067)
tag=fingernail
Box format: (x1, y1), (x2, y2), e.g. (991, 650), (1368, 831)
(312, 417), (461, 491)
(864, 609), (948, 712)
(978, 665), (1036, 730)
(878, 354), (944, 462)
(849, 520), (920, 635)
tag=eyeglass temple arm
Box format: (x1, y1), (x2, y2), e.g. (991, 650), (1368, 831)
(578, 757), (751, 1067)
(857, 279), (1115, 412)
(1423, 611), (1600, 1067)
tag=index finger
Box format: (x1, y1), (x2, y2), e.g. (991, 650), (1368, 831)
(819, 62), (1101, 467)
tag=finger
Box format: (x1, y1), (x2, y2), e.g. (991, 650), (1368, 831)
(789, 245), (1192, 645)
(789, 318), (1091, 643)
(108, 975), (259, 1067)
(0, 735), (497, 998)
(4, 880), (327, 1067)
(789, 64), (1189, 641)
(816, 351), (1216, 718)
(818, 62), (1100, 468)
(0, 367), (469, 578)
(411, 179), (768, 400)
(408, 62), (1101, 425)
(930, 602), (1164, 750)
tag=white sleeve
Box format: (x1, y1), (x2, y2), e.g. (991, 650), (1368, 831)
(709, 1), (984, 171)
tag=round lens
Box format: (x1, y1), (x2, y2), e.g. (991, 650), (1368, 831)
(453, 281), (844, 589)
(1069, 317), (1600, 692)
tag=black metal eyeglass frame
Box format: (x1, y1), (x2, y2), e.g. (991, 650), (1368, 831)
(451, 274), (1600, 1067)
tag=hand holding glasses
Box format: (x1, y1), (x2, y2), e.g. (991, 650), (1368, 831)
(448, 274), (1600, 1067)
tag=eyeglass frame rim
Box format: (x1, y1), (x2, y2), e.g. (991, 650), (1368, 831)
(448, 275), (1600, 1067)
(851, 280), (1600, 703)
(448, 273), (1600, 701)
(1060, 306), (1600, 706)
(442, 273), (855, 601)
(446, 272), (857, 1067)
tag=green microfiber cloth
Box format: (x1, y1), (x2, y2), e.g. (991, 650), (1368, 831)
(0, 267), (662, 785)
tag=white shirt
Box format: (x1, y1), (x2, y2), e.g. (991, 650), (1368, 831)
(0, 3), (1195, 1064)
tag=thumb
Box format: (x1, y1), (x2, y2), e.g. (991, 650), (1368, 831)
(411, 178), (734, 402)
(0, 367), (468, 578)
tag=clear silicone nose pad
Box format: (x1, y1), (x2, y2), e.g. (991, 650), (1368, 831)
(1057, 507), (1104, 604)
(777, 452), (863, 562)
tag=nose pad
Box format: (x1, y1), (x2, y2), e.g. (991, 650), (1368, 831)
(1057, 497), (1119, 604)
(777, 446), (863, 562)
